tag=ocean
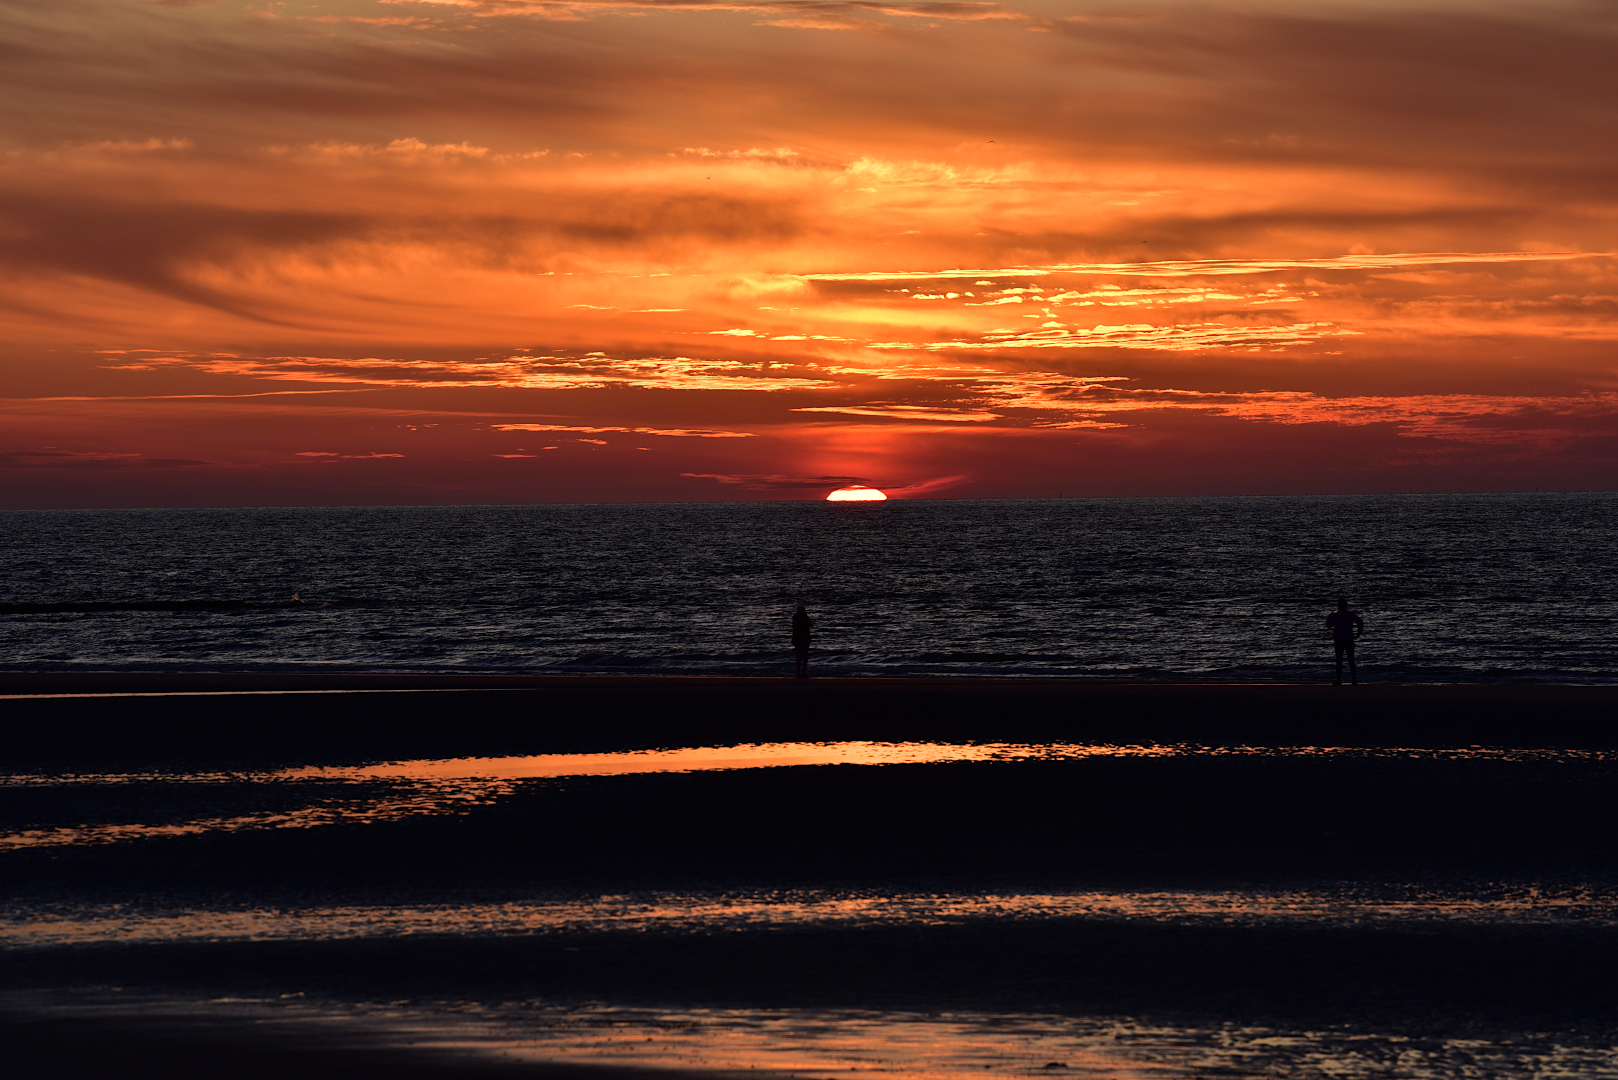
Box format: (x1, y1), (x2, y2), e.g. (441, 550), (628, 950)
(6, 490), (1618, 1078)
(2, 491), (1615, 682)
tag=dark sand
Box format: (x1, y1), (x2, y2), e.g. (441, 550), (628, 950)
(2, 995), (692, 1080)
(3, 674), (1617, 771)
(5, 675), (1618, 1077)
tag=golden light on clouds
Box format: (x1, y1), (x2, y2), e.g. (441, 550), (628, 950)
(2, 0), (1616, 505)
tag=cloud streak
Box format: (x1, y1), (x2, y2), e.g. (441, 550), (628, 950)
(681, 472), (871, 490)
(492, 423), (757, 437)
(804, 252), (1614, 283)
(4, 0), (1618, 504)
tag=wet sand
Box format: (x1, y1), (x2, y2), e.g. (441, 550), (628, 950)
(4, 676), (1618, 1077)
(1, 995), (694, 1080)
(3, 674), (1617, 773)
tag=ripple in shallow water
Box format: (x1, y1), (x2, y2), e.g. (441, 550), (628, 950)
(7, 886), (1618, 950)
(19, 995), (1618, 1080)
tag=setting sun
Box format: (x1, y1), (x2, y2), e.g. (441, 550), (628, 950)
(4, 1), (1617, 508)
(826, 486), (888, 502)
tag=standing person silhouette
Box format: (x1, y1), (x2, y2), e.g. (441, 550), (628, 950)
(1326, 596), (1364, 686)
(791, 603), (813, 679)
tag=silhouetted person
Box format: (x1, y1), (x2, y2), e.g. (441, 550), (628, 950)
(1327, 596), (1364, 685)
(792, 603), (813, 679)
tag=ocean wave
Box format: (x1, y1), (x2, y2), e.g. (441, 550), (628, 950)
(0, 600), (311, 614)
(2, 495), (1616, 683)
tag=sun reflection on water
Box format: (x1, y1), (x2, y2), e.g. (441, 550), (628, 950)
(2, 742), (1611, 853)
(396, 1004), (1618, 1080)
(8, 741), (1617, 1080)
(279, 739), (1041, 780)
(24, 992), (1618, 1080)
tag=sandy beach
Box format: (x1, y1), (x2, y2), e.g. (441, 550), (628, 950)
(4, 676), (1618, 1079)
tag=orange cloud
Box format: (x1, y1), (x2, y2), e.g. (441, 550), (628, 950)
(493, 423), (757, 437)
(3, 0), (1617, 505)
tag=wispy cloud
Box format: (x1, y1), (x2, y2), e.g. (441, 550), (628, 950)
(388, 0), (1030, 26)
(0, 449), (210, 470)
(111, 354), (837, 392)
(870, 321), (1357, 353)
(790, 405), (999, 421)
(886, 472), (971, 495)
(803, 252), (1613, 284)
(493, 423), (757, 436)
(681, 472), (871, 490)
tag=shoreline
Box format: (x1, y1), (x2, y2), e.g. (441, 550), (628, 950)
(4, 670), (1618, 695)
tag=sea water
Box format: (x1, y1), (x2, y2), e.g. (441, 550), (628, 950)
(1, 492), (1615, 682)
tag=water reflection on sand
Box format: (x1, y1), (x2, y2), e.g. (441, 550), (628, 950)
(379, 1004), (1180, 1080)
(7, 885), (1616, 950)
(25, 994), (1618, 1080)
(285, 739), (1049, 779)
(3, 741), (1612, 852)
(363, 1002), (1618, 1080)
(279, 740), (1615, 781)
(12, 741), (1618, 1079)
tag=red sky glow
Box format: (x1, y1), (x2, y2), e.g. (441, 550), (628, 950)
(3, 0), (1616, 506)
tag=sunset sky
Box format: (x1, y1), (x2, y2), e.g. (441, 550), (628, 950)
(3, 0), (1616, 506)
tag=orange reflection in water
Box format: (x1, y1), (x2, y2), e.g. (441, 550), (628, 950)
(21, 994), (1615, 1080)
(466, 1007), (1163, 1080)
(0, 743), (1067, 852)
(276, 740), (1613, 782)
(469, 1005), (1618, 1080)
(6, 887), (1613, 951)
(3, 744), (1608, 853)
(278, 740), (1069, 781)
